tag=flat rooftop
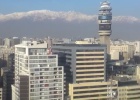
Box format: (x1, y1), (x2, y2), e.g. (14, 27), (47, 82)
(53, 43), (106, 47)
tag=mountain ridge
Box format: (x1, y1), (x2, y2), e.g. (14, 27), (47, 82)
(0, 10), (140, 23)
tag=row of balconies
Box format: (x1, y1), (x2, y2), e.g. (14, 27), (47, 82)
(30, 79), (62, 84)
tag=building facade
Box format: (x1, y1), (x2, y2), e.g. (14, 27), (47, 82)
(118, 83), (140, 100)
(110, 44), (135, 61)
(12, 41), (64, 100)
(134, 41), (140, 55)
(69, 81), (118, 100)
(52, 44), (119, 99)
(2, 53), (14, 100)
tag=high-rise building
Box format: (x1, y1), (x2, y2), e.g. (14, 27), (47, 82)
(2, 53), (15, 100)
(98, 0), (112, 53)
(12, 41), (64, 100)
(53, 44), (119, 99)
(2, 67), (14, 100)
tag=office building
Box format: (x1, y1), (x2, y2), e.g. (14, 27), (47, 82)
(2, 53), (14, 100)
(2, 67), (14, 100)
(12, 41), (64, 100)
(98, 1), (112, 53)
(52, 44), (118, 99)
(118, 85), (140, 100)
(110, 44), (135, 61)
(69, 81), (118, 100)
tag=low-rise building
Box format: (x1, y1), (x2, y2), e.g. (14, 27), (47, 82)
(69, 81), (118, 100)
(118, 81), (140, 100)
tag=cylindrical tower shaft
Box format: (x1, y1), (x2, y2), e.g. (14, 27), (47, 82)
(98, 0), (112, 54)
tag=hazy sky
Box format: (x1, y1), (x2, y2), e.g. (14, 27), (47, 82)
(0, 0), (140, 40)
(1, 0), (140, 17)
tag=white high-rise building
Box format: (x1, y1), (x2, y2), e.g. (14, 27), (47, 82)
(12, 41), (64, 100)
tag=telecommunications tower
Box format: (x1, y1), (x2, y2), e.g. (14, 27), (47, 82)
(98, 0), (112, 53)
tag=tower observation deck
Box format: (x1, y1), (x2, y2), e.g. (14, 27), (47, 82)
(98, 0), (112, 54)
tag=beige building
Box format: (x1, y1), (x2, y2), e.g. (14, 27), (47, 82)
(110, 50), (120, 60)
(118, 85), (140, 100)
(53, 44), (120, 99)
(110, 44), (135, 61)
(0, 88), (2, 100)
(69, 81), (118, 100)
(115, 74), (140, 100)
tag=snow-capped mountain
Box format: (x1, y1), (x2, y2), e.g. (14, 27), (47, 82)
(0, 10), (140, 40)
(0, 10), (140, 23)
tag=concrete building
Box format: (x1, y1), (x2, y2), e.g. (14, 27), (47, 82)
(52, 44), (119, 99)
(117, 76), (140, 100)
(98, 1), (112, 53)
(110, 44), (135, 61)
(69, 81), (118, 100)
(134, 41), (140, 55)
(12, 41), (64, 100)
(2, 53), (14, 100)
(4, 38), (11, 47)
(0, 88), (2, 100)
(118, 85), (140, 100)
(110, 50), (120, 60)
(2, 67), (14, 100)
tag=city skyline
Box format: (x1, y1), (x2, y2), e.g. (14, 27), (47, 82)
(0, 1), (140, 100)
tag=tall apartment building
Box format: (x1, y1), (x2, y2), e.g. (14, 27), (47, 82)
(12, 41), (64, 100)
(53, 44), (118, 99)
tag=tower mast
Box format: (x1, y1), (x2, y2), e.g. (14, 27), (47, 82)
(98, 0), (112, 54)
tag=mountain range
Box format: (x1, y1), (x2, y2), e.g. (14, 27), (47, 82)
(0, 10), (140, 40)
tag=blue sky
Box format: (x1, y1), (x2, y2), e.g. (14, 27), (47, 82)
(1, 0), (140, 17)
